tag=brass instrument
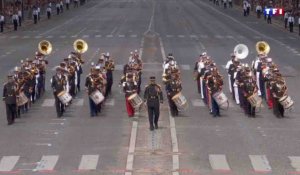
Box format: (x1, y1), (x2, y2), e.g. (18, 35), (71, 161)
(256, 41), (270, 55)
(105, 59), (115, 71)
(73, 39), (88, 54)
(233, 44), (249, 59)
(38, 40), (53, 55)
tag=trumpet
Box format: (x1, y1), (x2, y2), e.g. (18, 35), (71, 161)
(38, 40), (52, 55)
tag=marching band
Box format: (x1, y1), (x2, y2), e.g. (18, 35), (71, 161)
(2, 40), (294, 126)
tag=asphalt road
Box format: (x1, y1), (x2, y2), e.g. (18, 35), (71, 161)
(0, 0), (299, 175)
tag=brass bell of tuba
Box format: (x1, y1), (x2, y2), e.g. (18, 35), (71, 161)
(38, 40), (53, 55)
(256, 41), (270, 55)
(233, 44), (249, 59)
(73, 39), (88, 54)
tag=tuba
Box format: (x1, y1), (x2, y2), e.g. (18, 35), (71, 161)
(73, 39), (88, 54)
(233, 44), (249, 59)
(38, 40), (53, 55)
(256, 41), (270, 55)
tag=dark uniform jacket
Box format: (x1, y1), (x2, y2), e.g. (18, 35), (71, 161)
(166, 80), (182, 97)
(3, 82), (17, 104)
(123, 81), (138, 97)
(51, 74), (66, 96)
(85, 74), (103, 95)
(144, 84), (163, 107)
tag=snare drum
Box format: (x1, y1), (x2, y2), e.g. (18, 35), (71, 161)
(172, 92), (188, 111)
(90, 90), (104, 105)
(128, 93), (143, 109)
(279, 95), (294, 109)
(212, 91), (229, 110)
(247, 92), (262, 107)
(17, 92), (29, 106)
(57, 91), (72, 105)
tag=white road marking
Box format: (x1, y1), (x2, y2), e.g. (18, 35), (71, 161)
(82, 35), (90, 38)
(215, 35), (224, 39)
(23, 36), (30, 39)
(10, 36), (18, 39)
(288, 36), (296, 40)
(249, 155), (271, 173)
(35, 36), (42, 39)
(46, 35), (53, 39)
(49, 123), (64, 125)
(106, 34), (113, 38)
(200, 35), (208, 38)
(130, 34), (137, 38)
(42, 99), (55, 107)
(190, 35), (198, 38)
(166, 35), (174, 38)
(115, 64), (123, 70)
(125, 121), (138, 175)
(71, 35), (78, 38)
(119, 34), (125, 38)
(180, 65), (190, 70)
(34, 155), (59, 172)
(178, 35), (185, 38)
(59, 35), (66, 38)
(74, 98), (84, 106)
(192, 99), (205, 107)
(95, 35), (102, 38)
(253, 36), (262, 39)
(226, 35), (234, 39)
(0, 156), (20, 172)
(289, 156), (300, 172)
(78, 155), (99, 170)
(35, 143), (52, 147)
(104, 99), (115, 106)
(209, 154), (231, 172)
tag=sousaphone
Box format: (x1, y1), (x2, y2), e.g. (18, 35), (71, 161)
(233, 44), (249, 59)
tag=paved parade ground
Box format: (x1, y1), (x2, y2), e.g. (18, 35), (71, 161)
(0, 0), (300, 174)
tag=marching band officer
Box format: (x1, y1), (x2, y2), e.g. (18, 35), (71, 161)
(166, 73), (182, 116)
(51, 67), (66, 118)
(3, 75), (18, 125)
(194, 54), (206, 94)
(206, 67), (223, 117)
(104, 53), (114, 97)
(270, 73), (286, 118)
(242, 70), (257, 117)
(144, 76), (163, 130)
(228, 57), (240, 104)
(253, 54), (267, 99)
(225, 53), (236, 93)
(122, 73), (138, 117)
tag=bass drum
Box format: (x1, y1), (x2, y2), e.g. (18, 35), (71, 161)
(57, 91), (72, 105)
(279, 95), (294, 109)
(172, 92), (188, 111)
(212, 91), (229, 110)
(128, 93), (143, 109)
(247, 92), (262, 107)
(90, 90), (104, 105)
(17, 92), (29, 106)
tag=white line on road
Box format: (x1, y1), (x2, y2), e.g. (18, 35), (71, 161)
(192, 99), (205, 107)
(74, 98), (84, 106)
(166, 35), (174, 38)
(78, 155), (99, 170)
(95, 34), (102, 38)
(119, 34), (125, 38)
(180, 65), (190, 70)
(33, 155), (59, 172)
(249, 155), (271, 173)
(106, 34), (113, 38)
(115, 64), (123, 70)
(35, 143), (52, 147)
(104, 99), (115, 106)
(0, 156), (20, 172)
(82, 35), (90, 38)
(46, 35), (53, 39)
(125, 121), (138, 175)
(41, 99), (55, 107)
(289, 156), (300, 172)
(178, 35), (185, 38)
(130, 34), (137, 38)
(49, 123), (64, 125)
(209, 154), (231, 172)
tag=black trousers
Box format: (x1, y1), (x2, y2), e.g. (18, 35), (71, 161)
(299, 24), (300, 35)
(13, 20), (18, 30)
(148, 105), (160, 128)
(66, 3), (69, 9)
(18, 16), (21, 26)
(57, 7), (60, 15)
(284, 19), (288, 28)
(54, 95), (64, 117)
(33, 15), (37, 24)
(77, 75), (81, 91)
(289, 22), (293, 32)
(168, 96), (178, 116)
(273, 99), (284, 117)
(47, 12), (51, 19)
(6, 104), (16, 124)
(0, 22), (3, 32)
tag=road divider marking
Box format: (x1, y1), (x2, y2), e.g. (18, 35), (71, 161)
(42, 99), (55, 107)
(74, 98), (84, 106)
(78, 155), (99, 170)
(209, 154), (231, 172)
(0, 156), (20, 172)
(105, 99), (115, 106)
(34, 155), (59, 172)
(249, 155), (271, 173)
